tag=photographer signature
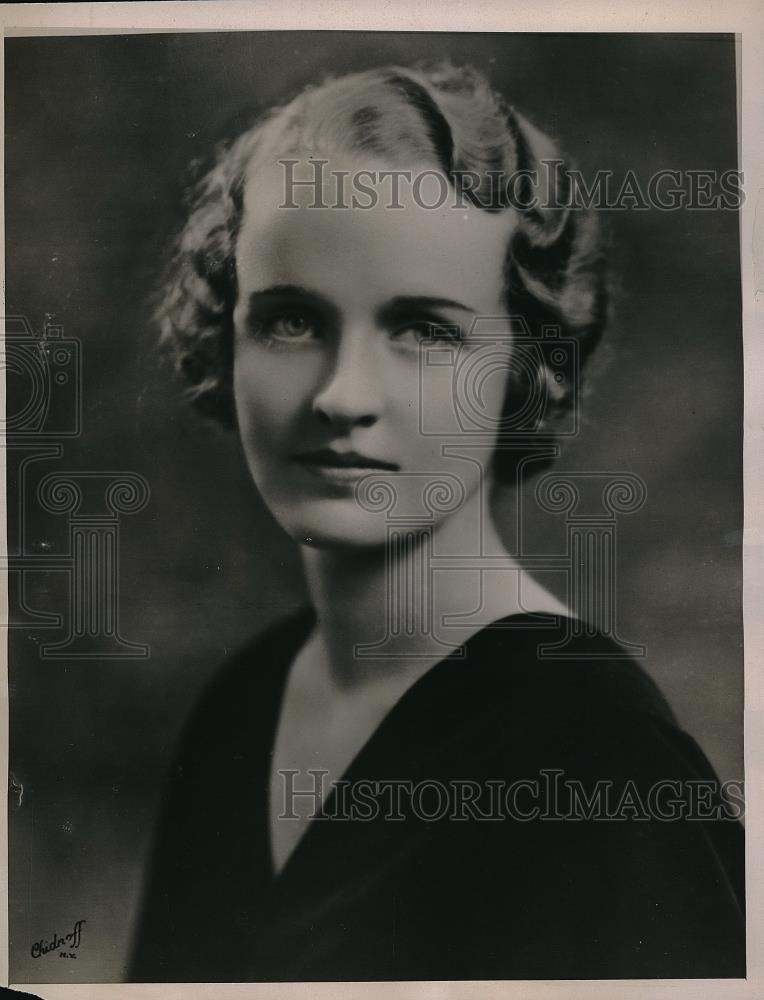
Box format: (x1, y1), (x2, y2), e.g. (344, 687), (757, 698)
(30, 919), (86, 959)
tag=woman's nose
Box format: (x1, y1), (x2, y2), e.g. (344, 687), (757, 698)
(312, 331), (384, 428)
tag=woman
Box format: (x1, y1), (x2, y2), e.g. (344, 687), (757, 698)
(129, 62), (745, 981)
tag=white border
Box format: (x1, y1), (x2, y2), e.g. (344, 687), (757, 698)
(0, 0), (759, 35)
(2, 2), (762, 999)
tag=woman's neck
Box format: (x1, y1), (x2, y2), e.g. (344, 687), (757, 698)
(298, 485), (566, 693)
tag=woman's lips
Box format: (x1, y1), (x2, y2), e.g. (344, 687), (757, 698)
(292, 449), (399, 487)
(299, 464), (384, 486)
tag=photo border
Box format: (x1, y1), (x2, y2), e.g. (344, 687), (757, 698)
(1, 2), (761, 998)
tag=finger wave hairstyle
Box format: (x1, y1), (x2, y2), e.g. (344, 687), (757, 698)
(157, 60), (607, 484)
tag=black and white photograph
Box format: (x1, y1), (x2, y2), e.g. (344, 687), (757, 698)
(3, 4), (763, 996)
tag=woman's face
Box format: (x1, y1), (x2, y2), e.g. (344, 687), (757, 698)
(232, 154), (518, 548)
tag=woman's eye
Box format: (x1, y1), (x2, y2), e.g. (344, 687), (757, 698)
(394, 322), (462, 347)
(258, 311), (319, 344)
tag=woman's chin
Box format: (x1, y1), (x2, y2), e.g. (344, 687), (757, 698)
(280, 509), (390, 551)
(294, 530), (389, 551)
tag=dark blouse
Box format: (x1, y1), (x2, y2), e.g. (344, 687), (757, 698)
(128, 607), (745, 982)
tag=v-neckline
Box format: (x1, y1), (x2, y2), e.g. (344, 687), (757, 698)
(266, 604), (562, 883)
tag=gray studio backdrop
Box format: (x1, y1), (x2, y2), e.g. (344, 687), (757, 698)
(6, 32), (742, 982)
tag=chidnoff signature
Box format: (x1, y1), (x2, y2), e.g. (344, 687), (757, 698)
(30, 919), (86, 958)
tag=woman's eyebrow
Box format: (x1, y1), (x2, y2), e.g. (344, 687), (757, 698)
(245, 287), (476, 324)
(246, 284), (340, 318)
(377, 296), (477, 322)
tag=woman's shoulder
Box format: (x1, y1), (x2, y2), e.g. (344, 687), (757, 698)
(428, 612), (733, 790)
(226, 602), (316, 664)
(452, 612), (677, 727)
(203, 603), (314, 694)
(171, 604), (316, 760)
(439, 614), (737, 805)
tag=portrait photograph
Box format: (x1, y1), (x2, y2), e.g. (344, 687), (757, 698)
(3, 4), (763, 998)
